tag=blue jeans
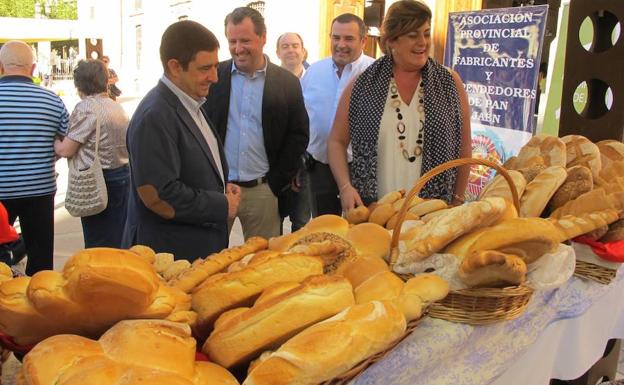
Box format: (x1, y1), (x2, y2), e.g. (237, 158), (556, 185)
(81, 165), (129, 248)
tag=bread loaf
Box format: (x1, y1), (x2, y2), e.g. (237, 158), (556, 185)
(562, 135), (602, 179)
(243, 301), (406, 385)
(153, 252), (175, 275)
(368, 203), (396, 226)
(354, 271), (404, 304)
(288, 232), (356, 273)
(171, 237), (268, 293)
(396, 198), (508, 267)
(0, 248), (195, 346)
(550, 181), (624, 218)
(597, 140), (624, 171)
(334, 255), (389, 288)
(163, 259), (191, 281)
(128, 244), (157, 264)
(204, 275), (354, 368)
(268, 215), (349, 252)
(596, 161), (624, 187)
(0, 262), (12, 282)
(548, 165), (593, 211)
(519, 166), (567, 217)
(458, 250), (527, 288)
(408, 199), (448, 217)
(191, 254), (324, 339)
(478, 170), (527, 202)
(345, 205), (370, 224)
(513, 134), (566, 170)
(386, 211), (419, 230)
(445, 217), (560, 264)
(345, 223), (391, 260)
(549, 209), (620, 242)
(20, 320), (239, 385)
(377, 190), (404, 205)
(515, 134), (566, 168)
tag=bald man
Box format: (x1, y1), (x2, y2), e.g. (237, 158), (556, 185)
(276, 32), (307, 79)
(0, 40), (69, 275)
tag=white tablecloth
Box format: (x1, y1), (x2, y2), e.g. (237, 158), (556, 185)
(354, 266), (624, 385)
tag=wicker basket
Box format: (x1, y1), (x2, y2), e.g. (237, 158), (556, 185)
(389, 157), (533, 325)
(574, 260), (617, 285)
(319, 317), (422, 385)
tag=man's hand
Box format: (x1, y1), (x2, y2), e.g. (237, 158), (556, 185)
(226, 183), (241, 219)
(339, 184), (363, 213)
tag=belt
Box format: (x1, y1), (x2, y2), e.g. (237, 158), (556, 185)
(232, 176), (267, 188)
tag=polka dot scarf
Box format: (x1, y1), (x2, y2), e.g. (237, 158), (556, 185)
(348, 55), (462, 203)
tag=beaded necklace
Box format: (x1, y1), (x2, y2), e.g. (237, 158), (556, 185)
(389, 75), (425, 163)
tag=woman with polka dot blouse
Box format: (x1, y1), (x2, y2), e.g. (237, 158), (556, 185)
(328, 0), (472, 212)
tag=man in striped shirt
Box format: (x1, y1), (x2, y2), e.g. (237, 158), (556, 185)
(0, 40), (69, 275)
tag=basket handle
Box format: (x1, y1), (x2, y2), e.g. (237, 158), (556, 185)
(389, 157), (520, 267)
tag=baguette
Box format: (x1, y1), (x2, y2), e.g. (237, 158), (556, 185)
(191, 254), (324, 339)
(204, 275), (354, 368)
(519, 166), (567, 217)
(243, 301), (406, 385)
(171, 237), (268, 293)
(549, 209), (620, 242)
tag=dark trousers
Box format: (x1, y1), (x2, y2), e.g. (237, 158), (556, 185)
(81, 165), (129, 248)
(1, 194), (55, 275)
(308, 159), (342, 217)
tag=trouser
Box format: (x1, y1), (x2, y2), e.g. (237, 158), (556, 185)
(229, 182), (281, 240)
(1, 194), (55, 275)
(81, 165), (129, 248)
(308, 159), (342, 217)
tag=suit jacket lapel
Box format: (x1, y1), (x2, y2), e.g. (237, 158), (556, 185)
(158, 82), (223, 183)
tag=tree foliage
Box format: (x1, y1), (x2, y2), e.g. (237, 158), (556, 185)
(0, 0), (77, 20)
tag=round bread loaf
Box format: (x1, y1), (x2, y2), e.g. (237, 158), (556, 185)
(516, 134), (566, 169)
(345, 205), (370, 224)
(597, 140), (624, 171)
(548, 165), (593, 211)
(561, 135), (602, 179)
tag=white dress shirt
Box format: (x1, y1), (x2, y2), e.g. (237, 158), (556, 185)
(301, 53), (375, 164)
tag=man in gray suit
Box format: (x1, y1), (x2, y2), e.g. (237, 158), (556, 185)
(123, 20), (240, 261)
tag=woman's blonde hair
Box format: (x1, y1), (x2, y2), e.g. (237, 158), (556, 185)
(380, 0), (432, 55)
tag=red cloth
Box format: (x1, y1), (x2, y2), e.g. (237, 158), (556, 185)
(574, 236), (624, 263)
(0, 331), (35, 354)
(0, 202), (19, 244)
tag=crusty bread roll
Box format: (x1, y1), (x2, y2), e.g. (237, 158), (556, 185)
(600, 219), (624, 243)
(345, 205), (370, 224)
(597, 160), (624, 187)
(0, 262), (12, 282)
(549, 209), (620, 242)
(20, 320), (239, 385)
(478, 170), (527, 202)
(517, 162), (547, 184)
(396, 198), (508, 267)
(129, 244), (157, 264)
(162, 259), (191, 281)
(548, 165), (593, 212)
(458, 250), (527, 288)
(354, 271), (404, 304)
(377, 190), (404, 205)
(561, 135), (602, 179)
(243, 301), (406, 385)
(597, 140), (624, 171)
(446, 217), (560, 264)
(345, 222), (391, 260)
(171, 237), (268, 293)
(519, 166), (567, 217)
(204, 275), (354, 368)
(334, 255), (389, 288)
(368, 203), (396, 227)
(408, 199), (448, 217)
(153, 252), (175, 275)
(515, 134), (566, 168)
(191, 254), (324, 339)
(288, 232), (356, 274)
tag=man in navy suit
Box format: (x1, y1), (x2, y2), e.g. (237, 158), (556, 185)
(204, 7), (309, 240)
(123, 21), (240, 261)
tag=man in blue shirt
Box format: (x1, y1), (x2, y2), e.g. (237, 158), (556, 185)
(301, 14), (375, 217)
(204, 7), (309, 240)
(0, 40), (69, 275)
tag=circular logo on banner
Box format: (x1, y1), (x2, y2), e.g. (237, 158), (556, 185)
(467, 133), (505, 201)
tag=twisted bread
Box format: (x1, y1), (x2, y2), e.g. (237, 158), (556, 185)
(0, 248), (193, 345)
(19, 319), (239, 385)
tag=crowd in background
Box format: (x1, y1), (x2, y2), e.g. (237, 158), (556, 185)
(0, 0), (470, 276)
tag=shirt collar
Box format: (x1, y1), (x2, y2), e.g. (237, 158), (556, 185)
(160, 74), (206, 113)
(332, 52), (367, 74)
(0, 75), (34, 84)
(231, 54), (269, 77)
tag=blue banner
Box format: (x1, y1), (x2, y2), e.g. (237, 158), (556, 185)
(444, 5), (548, 200)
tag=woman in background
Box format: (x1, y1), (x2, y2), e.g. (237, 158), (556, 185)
(55, 59), (129, 248)
(328, 0), (471, 211)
